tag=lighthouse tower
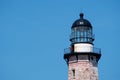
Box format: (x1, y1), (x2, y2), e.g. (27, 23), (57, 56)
(64, 13), (101, 80)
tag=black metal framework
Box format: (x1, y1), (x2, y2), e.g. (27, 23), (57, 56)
(70, 26), (94, 44)
(64, 52), (101, 64)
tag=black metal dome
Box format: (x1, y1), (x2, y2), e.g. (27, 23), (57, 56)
(72, 13), (92, 28)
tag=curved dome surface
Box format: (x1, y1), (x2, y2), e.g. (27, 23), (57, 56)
(72, 13), (92, 28)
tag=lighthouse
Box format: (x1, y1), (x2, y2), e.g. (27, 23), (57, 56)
(64, 13), (101, 80)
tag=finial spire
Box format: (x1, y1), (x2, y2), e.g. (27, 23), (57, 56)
(80, 13), (84, 19)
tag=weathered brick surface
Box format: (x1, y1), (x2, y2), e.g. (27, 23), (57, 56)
(68, 60), (98, 80)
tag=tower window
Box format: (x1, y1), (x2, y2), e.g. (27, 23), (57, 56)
(72, 69), (75, 79)
(91, 56), (94, 60)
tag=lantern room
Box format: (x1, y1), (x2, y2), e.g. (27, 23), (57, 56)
(70, 13), (94, 44)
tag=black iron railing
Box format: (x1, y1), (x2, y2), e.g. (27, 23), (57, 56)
(64, 47), (101, 54)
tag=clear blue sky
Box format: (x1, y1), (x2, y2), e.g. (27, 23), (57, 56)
(0, 0), (120, 80)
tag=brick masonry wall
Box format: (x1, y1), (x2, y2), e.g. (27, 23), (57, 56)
(68, 60), (98, 80)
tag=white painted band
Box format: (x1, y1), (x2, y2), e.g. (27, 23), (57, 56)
(74, 43), (93, 52)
